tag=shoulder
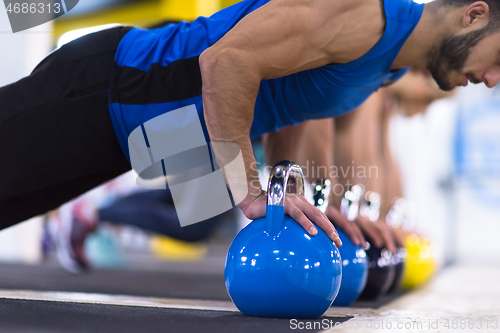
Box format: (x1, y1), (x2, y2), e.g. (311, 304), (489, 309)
(313, 0), (387, 64)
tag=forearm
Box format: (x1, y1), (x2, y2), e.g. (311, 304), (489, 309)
(380, 107), (404, 216)
(200, 50), (262, 207)
(263, 119), (335, 183)
(297, 119), (335, 182)
(198, 0), (376, 207)
(333, 93), (386, 203)
(262, 123), (307, 169)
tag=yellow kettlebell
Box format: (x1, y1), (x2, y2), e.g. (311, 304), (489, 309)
(401, 233), (437, 289)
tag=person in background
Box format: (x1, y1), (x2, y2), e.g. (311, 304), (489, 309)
(383, 70), (454, 211)
(263, 115), (397, 253)
(262, 70), (453, 255)
(332, 70), (454, 249)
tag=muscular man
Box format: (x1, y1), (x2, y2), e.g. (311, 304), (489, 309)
(2, 0), (500, 247)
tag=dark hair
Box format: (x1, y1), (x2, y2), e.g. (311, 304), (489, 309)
(442, 0), (500, 9)
(441, 0), (500, 25)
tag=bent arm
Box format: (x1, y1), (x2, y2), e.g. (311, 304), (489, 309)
(200, 1), (336, 210)
(200, 0), (384, 210)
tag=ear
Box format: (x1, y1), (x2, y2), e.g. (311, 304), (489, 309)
(462, 1), (490, 27)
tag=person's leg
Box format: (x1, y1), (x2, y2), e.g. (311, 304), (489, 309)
(0, 26), (132, 230)
(99, 190), (227, 243)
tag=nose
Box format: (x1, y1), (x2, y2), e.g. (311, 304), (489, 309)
(483, 68), (500, 88)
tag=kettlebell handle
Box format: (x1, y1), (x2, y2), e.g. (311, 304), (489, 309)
(359, 191), (381, 222)
(267, 161), (305, 207)
(340, 185), (364, 221)
(312, 179), (331, 213)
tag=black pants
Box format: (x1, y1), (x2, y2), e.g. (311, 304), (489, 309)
(0, 26), (133, 230)
(99, 189), (233, 243)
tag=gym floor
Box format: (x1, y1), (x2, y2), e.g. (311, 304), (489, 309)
(0, 248), (498, 332)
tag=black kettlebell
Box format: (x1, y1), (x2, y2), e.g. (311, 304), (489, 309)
(356, 191), (396, 300)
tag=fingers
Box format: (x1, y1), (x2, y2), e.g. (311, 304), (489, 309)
(240, 190), (267, 220)
(394, 228), (407, 248)
(389, 225), (405, 249)
(355, 216), (385, 249)
(373, 220), (397, 254)
(355, 216), (399, 253)
(351, 224), (367, 248)
(285, 194), (342, 247)
(344, 223), (367, 249)
(286, 203), (318, 235)
(325, 206), (367, 248)
(240, 192), (343, 248)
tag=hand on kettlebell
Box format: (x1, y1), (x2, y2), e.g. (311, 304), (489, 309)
(355, 216), (397, 254)
(284, 194), (342, 246)
(373, 220), (398, 254)
(239, 189), (268, 220)
(240, 189), (342, 247)
(325, 205), (367, 248)
(226, 162), (343, 318)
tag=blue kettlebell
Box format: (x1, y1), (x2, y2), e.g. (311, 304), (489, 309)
(225, 161), (342, 318)
(312, 180), (368, 307)
(333, 230), (369, 305)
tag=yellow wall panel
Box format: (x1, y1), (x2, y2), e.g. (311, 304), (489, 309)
(54, 0), (242, 42)
(220, 0), (241, 9)
(196, 0), (220, 17)
(160, 0), (196, 20)
(54, 1), (162, 41)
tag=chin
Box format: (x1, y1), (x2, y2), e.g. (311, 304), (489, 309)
(428, 66), (455, 92)
(431, 74), (454, 91)
(437, 84), (455, 92)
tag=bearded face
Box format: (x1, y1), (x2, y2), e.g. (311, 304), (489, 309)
(428, 26), (493, 91)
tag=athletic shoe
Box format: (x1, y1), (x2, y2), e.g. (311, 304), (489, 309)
(48, 202), (97, 274)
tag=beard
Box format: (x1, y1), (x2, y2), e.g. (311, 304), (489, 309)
(427, 27), (493, 91)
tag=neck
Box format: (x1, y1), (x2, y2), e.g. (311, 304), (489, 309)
(392, 2), (449, 70)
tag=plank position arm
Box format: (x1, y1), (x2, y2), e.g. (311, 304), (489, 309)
(200, 0), (385, 245)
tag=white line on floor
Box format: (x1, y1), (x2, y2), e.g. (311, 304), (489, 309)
(0, 288), (364, 318)
(0, 289), (240, 312)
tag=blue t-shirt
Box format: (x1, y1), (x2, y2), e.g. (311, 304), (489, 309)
(109, 0), (423, 161)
